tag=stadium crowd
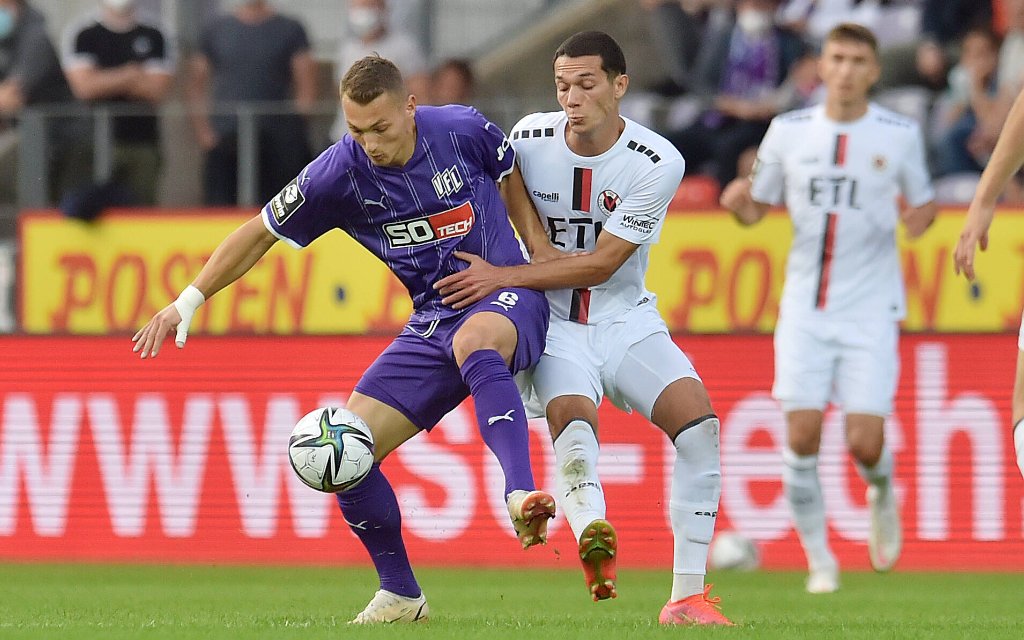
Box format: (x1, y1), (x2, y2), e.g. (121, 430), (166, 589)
(0, 0), (1021, 214)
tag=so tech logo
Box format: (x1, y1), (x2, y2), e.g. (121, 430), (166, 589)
(383, 201), (476, 248)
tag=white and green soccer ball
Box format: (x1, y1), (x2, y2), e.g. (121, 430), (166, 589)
(288, 407), (375, 493)
(708, 530), (760, 572)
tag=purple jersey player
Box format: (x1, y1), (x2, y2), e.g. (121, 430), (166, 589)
(132, 55), (556, 624)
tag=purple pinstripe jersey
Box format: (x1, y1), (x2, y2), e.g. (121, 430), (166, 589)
(261, 105), (526, 324)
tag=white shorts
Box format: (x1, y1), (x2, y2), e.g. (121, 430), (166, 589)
(772, 314), (899, 416)
(530, 302), (701, 420)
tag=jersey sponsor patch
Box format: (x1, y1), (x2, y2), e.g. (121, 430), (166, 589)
(619, 213), (657, 233)
(383, 201), (475, 248)
(269, 176), (306, 224)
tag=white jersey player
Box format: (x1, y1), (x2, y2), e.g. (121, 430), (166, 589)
(435, 31), (733, 626)
(721, 23), (937, 594)
(954, 84), (1024, 481)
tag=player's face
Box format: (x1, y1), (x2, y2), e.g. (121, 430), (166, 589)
(342, 90), (417, 167)
(818, 39), (880, 105)
(554, 55), (627, 136)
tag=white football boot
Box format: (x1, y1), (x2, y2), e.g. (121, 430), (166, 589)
(805, 563), (840, 594)
(506, 489), (556, 549)
(867, 483), (902, 572)
(349, 589), (429, 624)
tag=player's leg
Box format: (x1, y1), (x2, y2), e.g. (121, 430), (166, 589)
(846, 413), (900, 572)
(783, 410), (837, 592)
(545, 385), (616, 600)
(1013, 329), (1024, 478)
(532, 318), (616, 600)
(774, 315), (838, 593)
(451, 289), (555, 548)
(339, 392), (427, 624)
(338, 330), (480, 623)
(837, 319), (901, 572)
(611, 332), (731, 625)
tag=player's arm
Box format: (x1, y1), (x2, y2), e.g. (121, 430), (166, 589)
(499, 163), (563, 263)
(955, 87), (1024, 279)
(721, 119), (783, 224)
(720, 177), (770, 225)
(900, 200), (937, 239)
(132, 215), (278, 358)
(435, 232), (638, 309)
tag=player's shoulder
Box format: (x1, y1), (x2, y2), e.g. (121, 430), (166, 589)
(867, 103), (919, 131)
(618, 117), (682, 168)
(770, 105), (818, 128)
(510, 111), (563, 142)
(418, 104), (496, 135)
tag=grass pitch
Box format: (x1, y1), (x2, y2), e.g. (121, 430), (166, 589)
(0, 563), (1021, 639)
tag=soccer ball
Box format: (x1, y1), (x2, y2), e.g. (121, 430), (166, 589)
(288, 407), (375, 493)
(708, 530), (760, 571)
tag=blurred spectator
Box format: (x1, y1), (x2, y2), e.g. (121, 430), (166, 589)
(667, 0), (806, 187)
(778, 0), (921, 46)
(424, 58), (475, 106)
(187, 0), (317, 206)
(998, 0), (1024, 96)
(332, 0), (428, 138)
(0, 0), (91, 206)
(639, 0), (733, 95)
(778, 0), (929, 90)
(62, 0), (175, 205)
(935, 28), (1002, 176)
(914, 0), (993, 89)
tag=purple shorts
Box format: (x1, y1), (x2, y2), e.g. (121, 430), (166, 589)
(354, 287), (549, 431)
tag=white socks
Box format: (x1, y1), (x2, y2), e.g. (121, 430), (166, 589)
(669, 416), (722, 601)
(855, 447), (894, 489)
(782, 448), (835, 572)
(553, 420), (605, 543)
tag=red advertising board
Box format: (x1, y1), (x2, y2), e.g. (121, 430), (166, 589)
(1, 335), (1021, 569)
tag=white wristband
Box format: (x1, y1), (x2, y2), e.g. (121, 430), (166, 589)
(172, 285), (205, 348)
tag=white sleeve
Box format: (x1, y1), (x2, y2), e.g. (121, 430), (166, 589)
(749, 119), (786, 206)
(898, 123), (935, 207)
(603, 156), (684, 245)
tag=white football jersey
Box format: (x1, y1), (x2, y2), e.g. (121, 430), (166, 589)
(511, 112), (685, 324)
(750, 103), (934, 321)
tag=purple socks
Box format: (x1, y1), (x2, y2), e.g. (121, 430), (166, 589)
(335, 464), (420, 598)
(460, 349), (536, 498)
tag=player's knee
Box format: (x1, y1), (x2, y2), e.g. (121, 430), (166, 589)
(452, 322), (514, 365)
(847, 439), (882, 467)
(672, 415), (721, 462)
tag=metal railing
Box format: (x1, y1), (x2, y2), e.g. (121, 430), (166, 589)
(8, 96), (549, 211)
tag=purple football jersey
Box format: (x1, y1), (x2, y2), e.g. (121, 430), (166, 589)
(261, 105), (527, 324)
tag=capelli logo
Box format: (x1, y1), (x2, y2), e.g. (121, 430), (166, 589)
(532, 190), (559, 203)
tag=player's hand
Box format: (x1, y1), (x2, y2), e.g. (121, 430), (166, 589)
(953, 205), (994, 281)
(530, 242), (567, 264)
(131, 303), (186, 359)
(434, 251), (505, 309)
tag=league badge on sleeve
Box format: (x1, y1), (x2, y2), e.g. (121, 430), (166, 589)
(269, 176), (307, 224)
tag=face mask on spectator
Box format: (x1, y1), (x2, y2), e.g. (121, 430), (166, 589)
(349, 7), (383, 38)
(737, 10), (773, 37)
(0, 8), (14, 40)
(102, 0), (136, 11)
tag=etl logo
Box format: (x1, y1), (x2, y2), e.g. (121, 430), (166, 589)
(384, 201), (475, 248)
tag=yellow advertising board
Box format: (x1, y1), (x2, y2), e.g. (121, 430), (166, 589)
(18, 208), (1024, 335)
(21, 211), (411, 335)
